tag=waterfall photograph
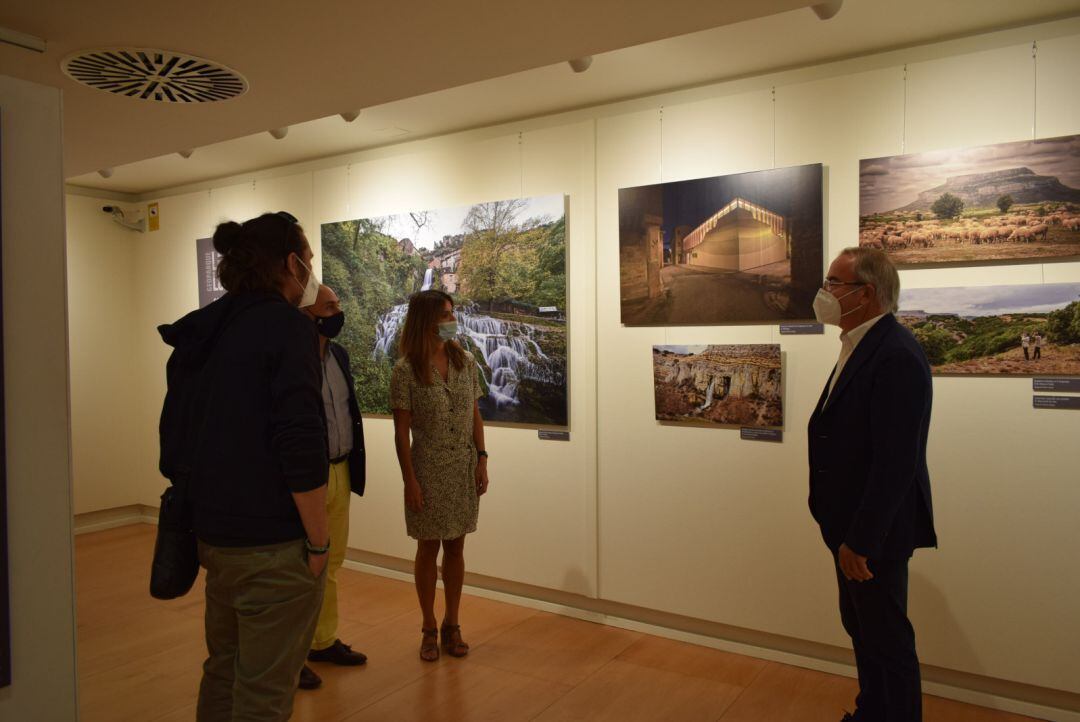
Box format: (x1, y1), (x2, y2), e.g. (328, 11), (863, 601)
(321, 194), (569, 426)
(652, 345), (782, 428)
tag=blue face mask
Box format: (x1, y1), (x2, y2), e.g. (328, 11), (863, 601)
(437, 321), (458, 341)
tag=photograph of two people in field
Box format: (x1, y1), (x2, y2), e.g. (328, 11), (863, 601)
(898, 282), (1080, 376)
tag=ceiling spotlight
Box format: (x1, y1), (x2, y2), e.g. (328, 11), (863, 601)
(177, 149), (194, 159)
(340, 111), (361, 123)
(811, 0), (844, 20)
(568, 56), (593, 73)
(97, 168), (114, 178)
(268, 127), (289, 140)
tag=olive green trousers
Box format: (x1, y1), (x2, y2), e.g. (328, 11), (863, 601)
(196, 538), (325, 722)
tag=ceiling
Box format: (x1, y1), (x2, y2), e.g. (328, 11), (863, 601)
(2, 0), (817, 177)
(6, 0), (1080, 196)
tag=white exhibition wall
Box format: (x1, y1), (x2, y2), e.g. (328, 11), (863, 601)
(0, 75), (78, 720)
(65, 19), (1080, 701)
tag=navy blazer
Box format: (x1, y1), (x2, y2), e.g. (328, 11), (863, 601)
(328, 342), (367, 496)
(807, 314), (937, 559)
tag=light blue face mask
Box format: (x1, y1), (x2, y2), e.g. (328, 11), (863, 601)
(437, 321), (458, 341)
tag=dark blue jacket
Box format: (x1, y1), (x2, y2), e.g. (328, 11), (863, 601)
(328, 341), (366, 496)
(159, 292), (328, 547)
(807, 314), (937, 559)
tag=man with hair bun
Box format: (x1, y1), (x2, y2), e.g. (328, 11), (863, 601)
(159, 211), (329, 721)
(808, 247), (937, 722)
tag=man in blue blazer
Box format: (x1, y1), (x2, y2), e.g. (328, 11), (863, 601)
(300, 285), (368, 690)
(808, 247), (937, 722)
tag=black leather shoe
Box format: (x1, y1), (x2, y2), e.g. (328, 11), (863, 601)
(298, 664), (322, 690)
(308, 639), (368, 666)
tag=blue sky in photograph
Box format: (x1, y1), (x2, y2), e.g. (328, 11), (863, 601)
(899, 282), (1080, 316)
(368, 194), (565, 250)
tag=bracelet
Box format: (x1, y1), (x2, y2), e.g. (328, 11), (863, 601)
(477, 450), (488, 459)
(305, 538), (330, 555)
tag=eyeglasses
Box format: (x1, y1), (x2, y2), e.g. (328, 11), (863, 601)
(822, 279), (866, 291)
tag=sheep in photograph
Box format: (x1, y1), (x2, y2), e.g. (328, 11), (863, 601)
(885, 234), (906, 250)
(1009, 226), (1035, 243)
(912, 232), (933, 248)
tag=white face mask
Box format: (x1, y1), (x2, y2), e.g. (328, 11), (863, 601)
(291, 256), (320, 308)
(437, 321), (459, 341)
(812, 286), (865, 326)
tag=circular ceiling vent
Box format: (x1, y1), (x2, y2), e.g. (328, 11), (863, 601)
(62, 47), (247, 103)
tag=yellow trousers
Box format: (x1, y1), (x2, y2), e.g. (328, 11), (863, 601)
(311, 459), (351, 651)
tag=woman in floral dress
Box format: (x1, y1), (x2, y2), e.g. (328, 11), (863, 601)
(391, 290), (490, 661)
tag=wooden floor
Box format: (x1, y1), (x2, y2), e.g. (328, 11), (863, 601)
(76, 524), (1041, 721)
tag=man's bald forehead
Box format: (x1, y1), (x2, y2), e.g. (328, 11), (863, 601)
(315, 284), (339, 304)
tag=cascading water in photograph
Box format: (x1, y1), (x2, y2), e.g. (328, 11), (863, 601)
(699, 377), (716, 412)
(371, 303), (562, 410)
(457, 308), (559, 410)
(372, 304), (407, 359)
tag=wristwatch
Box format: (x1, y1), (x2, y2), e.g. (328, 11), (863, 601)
(305, 538), (330, 555)
(477, 450), (489, 459)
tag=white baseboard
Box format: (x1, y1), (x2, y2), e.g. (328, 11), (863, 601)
(73, 505), (157, 535)
(342, 557), (1078, 722)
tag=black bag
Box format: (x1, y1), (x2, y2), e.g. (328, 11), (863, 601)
(152, 296), (240, 600)
(150, 481), (199, 599)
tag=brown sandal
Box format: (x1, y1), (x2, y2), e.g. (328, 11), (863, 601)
(440, 624), (469, 658)
(420, 627), (439, 662)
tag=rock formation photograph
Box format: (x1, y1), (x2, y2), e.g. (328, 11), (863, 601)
(860, 134), (1080, 265)
(652, 344), (782, 428)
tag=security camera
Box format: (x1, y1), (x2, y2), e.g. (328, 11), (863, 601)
(103, 205), (146, 233)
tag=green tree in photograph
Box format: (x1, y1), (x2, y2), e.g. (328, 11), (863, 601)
(913, 325), (953, 366)
(931, 192), (965, 220)
(322, 218), (428, 414)
(1046, 299), (1080, 345)
(996, 194), (1014, 214)
(532, 216), (566, 308)
(459, 198), (534, 309)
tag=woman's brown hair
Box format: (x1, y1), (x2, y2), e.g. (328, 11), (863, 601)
(399, 290), (467, 385)
(214, 211), (307, 294)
